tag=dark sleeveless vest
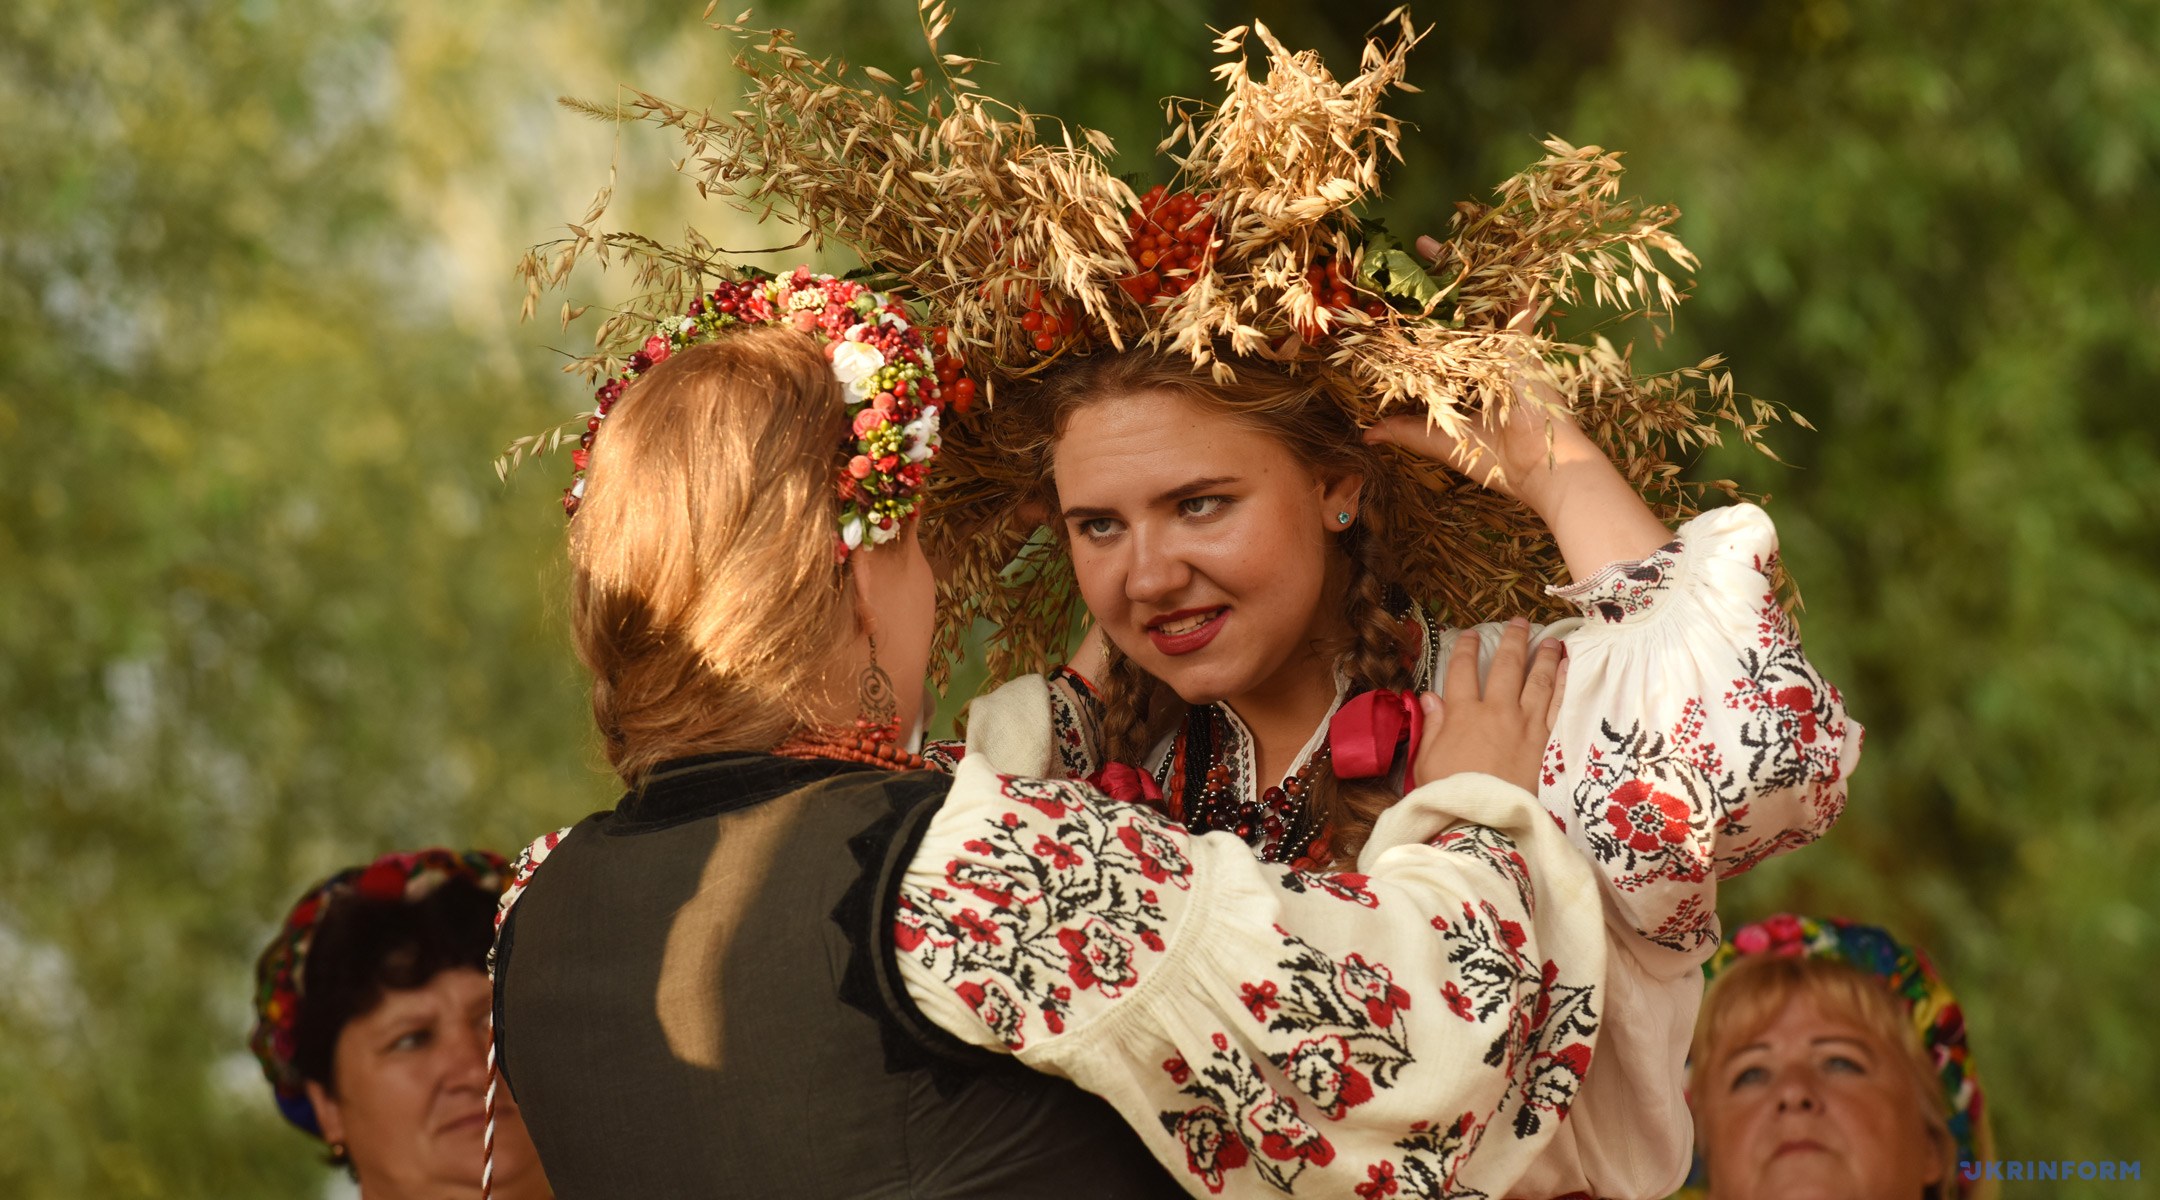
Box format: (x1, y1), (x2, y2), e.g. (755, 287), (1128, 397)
(493, 752), (1183, 1199)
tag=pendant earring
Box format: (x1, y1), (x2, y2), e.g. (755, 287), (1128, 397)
(855, 632), (899, 743)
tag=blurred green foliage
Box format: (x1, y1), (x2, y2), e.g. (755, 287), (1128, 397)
(1, 0), (2152, 1195)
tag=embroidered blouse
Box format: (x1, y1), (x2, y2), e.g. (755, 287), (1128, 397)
(901, 502), (1861, 1198)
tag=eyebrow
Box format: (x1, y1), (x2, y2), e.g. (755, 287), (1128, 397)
(1060, 475), (1242, 523)
(1727, 1035), (1879, 1060)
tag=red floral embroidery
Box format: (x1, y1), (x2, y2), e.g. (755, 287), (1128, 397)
(1246, 1092), (1336, 1166)
(1605, 779), (1691, 853)
(1033, 834), (1083, 870)
(1354, 1160), (1401, 1199)
(1240, 980), (1282, 1022)
(1165, 1106), (1249, 1194)
(1281, 1034), (1375, 1119)
(1443, 981), (1473, 1021)
(1339, 954), (1413, 1028)
(1057, 919), (1140, 995)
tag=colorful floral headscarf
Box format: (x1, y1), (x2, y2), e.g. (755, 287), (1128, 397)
(249, 848), (509, 1136)
(1683, 913), (1989, 1198)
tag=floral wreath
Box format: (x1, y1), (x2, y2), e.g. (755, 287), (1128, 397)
(249, 848), (509, 1137)
(1680, 913), (1991, 1197)
(504, 267), (973, 559)
(508, 7), (1803, 677)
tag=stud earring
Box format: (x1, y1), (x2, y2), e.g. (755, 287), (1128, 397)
(1336, 512), (1352, 525)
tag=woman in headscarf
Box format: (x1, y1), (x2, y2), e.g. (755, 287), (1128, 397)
(252, 848), (550, 1200)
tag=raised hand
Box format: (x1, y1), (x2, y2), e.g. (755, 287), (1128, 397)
(1411, 618), (1565, 794)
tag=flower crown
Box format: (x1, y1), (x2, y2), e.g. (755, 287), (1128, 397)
(517, 267), (974, 559)
(250, 848), (509, 1137)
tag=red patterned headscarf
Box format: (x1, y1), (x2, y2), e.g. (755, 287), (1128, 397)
(249, 848), (508, 1136)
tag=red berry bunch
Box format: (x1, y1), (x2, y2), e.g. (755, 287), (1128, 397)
(1294, 252), (1390, 342)
(1017, 289), (1078, 355)
(928, 325), (977, 412)
(1116, 185), (1218, 305)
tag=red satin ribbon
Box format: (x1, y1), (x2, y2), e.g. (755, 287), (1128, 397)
(1087, 761), (1164, 805)
(1328, 689), (1423, 792)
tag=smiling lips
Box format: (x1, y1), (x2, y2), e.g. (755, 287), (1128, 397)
(1145, 606), (1227, 656)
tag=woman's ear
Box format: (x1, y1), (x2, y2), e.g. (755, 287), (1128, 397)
(1320, 471), (1366, 532)
(304, 1079), (347, 1147)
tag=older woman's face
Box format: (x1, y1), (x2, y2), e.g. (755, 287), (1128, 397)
(1053, 389), (1359, 710)
(1703, 993), (1945, 1200)
(305, 967), (547, 1200)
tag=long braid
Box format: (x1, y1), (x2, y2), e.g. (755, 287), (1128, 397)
(1097, 637), (1177, 768)
(1310, 524), (1418, 865)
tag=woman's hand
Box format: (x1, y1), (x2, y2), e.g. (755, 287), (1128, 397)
(1360, 278), (1589, 509)
(1363, 235), (1672, 576)
(1411, 619), (1565, 794)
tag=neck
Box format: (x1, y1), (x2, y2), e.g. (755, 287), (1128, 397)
(1220, 580), (1353, 785)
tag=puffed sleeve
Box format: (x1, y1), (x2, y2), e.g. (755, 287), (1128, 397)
(1382, 504), (1859, 1198)
(1534, 501), (1860, 956)
(893, 677), (1626, 1199)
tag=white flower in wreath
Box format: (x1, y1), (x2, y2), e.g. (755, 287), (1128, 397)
(840, 513), (866, 551)
(877, 309), (911, 332)
(868, 518), (900, 546)
(830, 341), (886, 398)
(901, 407), (940, 462)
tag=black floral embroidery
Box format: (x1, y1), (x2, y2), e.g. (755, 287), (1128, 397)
(1426, 897), (1598, 1141)
(1382, 1111), (1492, 1200)
(1430, 827), (1533, 919)
(1160, 1034), (1338, 1194)
(1553, 538), (1685, 625)
(1278, 870), (1381, 908)
(1563, 587), (1852, 950)
(1046, 666), (1105, 779)
(897, 774), (1189, 1049)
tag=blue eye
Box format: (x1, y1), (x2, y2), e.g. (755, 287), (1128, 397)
(1729, 1065), (1769, 1091)
(1077, 517), (1121, 540)
(1823, 1054), (1867, 1075)
(389, 1028), (431, 1052)
(1179, 496), (1228, 518)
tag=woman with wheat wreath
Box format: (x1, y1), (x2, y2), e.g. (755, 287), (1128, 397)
(500, 12), (1859, 1197)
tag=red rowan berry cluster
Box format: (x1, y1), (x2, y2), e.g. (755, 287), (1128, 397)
(1116, 185), (1218, 305)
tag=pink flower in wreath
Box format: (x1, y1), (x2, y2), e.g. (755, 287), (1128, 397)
(1606, 780), (1692, 853)
(641, 334), (672, 363)
(1338, 953), (1412, 1027)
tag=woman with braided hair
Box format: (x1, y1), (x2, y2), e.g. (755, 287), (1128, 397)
(487, 276), (1673, 1198)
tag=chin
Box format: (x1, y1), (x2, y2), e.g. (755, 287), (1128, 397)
(1144, 657), (1252, 707)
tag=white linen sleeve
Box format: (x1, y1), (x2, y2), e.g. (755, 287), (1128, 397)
(1388, 503), (1860, 1199)
(893, 678), (1624, 1199)
(1538, 501), (1860, 957)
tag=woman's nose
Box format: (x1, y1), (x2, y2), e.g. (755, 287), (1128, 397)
(1123, 526), (1190, 604)
(1773, 1067), (1824, 1115)
(443, 1017), (493, 1089)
